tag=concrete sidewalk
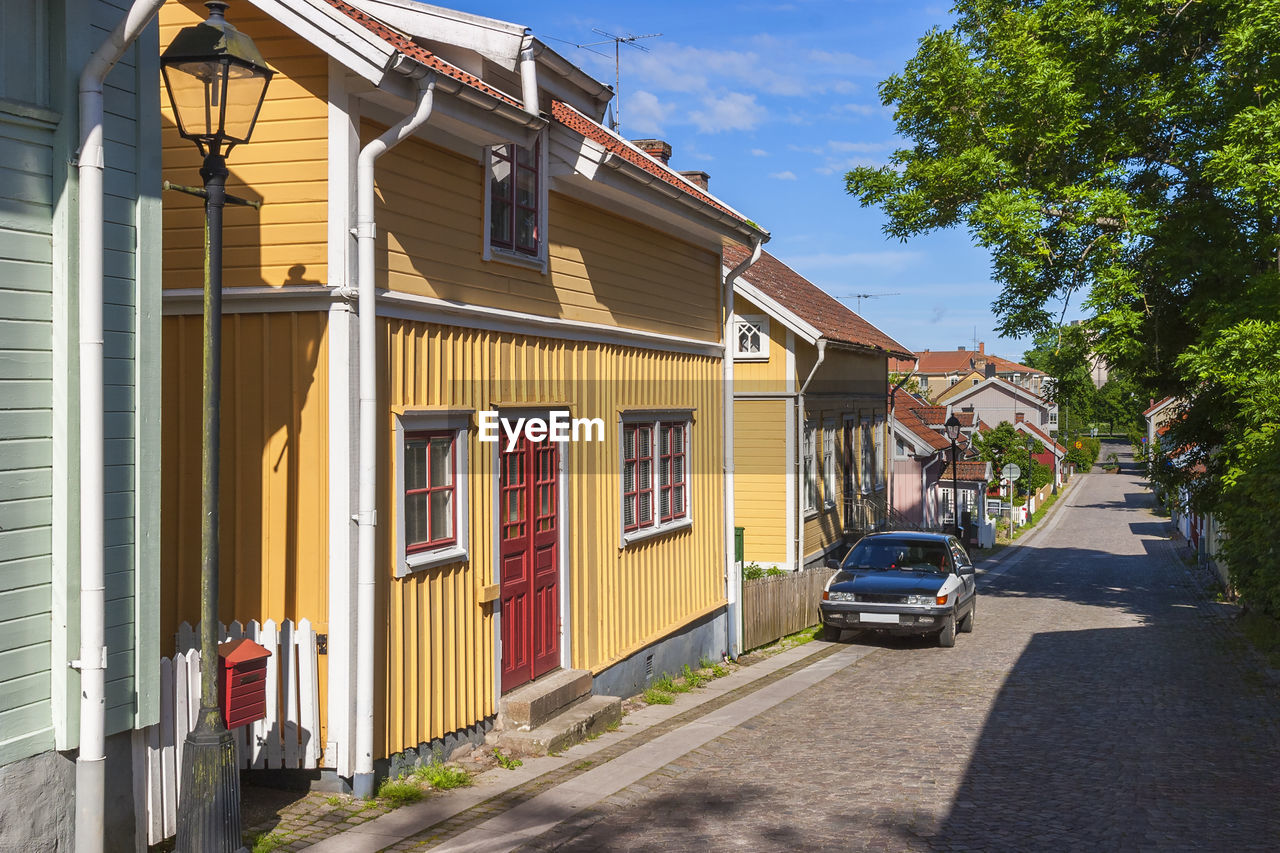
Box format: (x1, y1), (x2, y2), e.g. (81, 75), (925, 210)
(297, 637), (854, 852)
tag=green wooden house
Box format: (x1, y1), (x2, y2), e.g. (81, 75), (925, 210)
(0, 1), (162, 849)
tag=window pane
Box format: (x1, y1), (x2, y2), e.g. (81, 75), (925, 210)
(430, 489), (453, 540)
(517, 143), (537, 168)
(405, 492), (427, 545)
(405, 442), (427, 490)
(623, 459), (635, 492)
(429, 436), (452, 487)
(673, 485), (685, 516)
(623, 493), (635, 528)
(624, 426), (635, 460)
(672, 424), (684, 453)
(673, 454), (684, 486)
(660, 426), (670, 457)
(516, 208), (537, 250)
(517, 165), (537, 206)
(660, 486), (670, 518)
(638, 490), (652, 524)
(638, 459), (651, 490)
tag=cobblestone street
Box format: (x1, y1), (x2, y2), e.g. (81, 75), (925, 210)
(505, 452), (1280, 851)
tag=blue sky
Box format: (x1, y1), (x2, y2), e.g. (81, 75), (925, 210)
(443, 0), (1080, 360)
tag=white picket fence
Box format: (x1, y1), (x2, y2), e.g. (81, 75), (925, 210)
(132, 618), (321, 846)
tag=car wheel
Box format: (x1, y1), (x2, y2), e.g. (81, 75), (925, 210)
(821, 624), (842, 642)
(937, 613), (956, 648)
(959, 598), (975, 633)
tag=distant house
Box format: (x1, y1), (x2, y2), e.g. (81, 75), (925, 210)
(901, 343), (1047, 401)
(1013, 417), (1067, 488)
(936, 376), (1059, 432)
(726, 246), (913, 570)
(1143, 396), (1179, 449)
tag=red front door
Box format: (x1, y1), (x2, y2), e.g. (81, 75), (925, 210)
(499, 431), (560, 693)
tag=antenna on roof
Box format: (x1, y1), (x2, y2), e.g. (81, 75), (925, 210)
(837, 292), (901, 314)
(572, 29), (662, 134)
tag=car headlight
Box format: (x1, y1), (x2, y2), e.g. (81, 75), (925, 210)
(827, 591), (856, 602)
(905, 594), (934, 606)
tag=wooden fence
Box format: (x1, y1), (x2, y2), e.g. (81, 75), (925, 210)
(742, 568), (830, 652)
(132, 619), (321, 846)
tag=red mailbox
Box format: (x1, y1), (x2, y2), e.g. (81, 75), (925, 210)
(218, 638), (271, 729)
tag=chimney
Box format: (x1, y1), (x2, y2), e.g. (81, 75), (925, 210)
(679, 170), (710, 191)
(978, 342), (985, 354)
(1015, 412), (1024, 423)
(985, 363), (997, 379)
(958, 345), (966, 351)
(632, 138), (672, 165)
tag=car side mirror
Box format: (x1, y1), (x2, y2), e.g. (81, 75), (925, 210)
(958, 564), (975, 576)
(825, 557), (843, 571)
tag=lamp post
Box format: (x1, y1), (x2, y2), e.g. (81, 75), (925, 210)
(944, 415), (962, 539)
(161, 4), (271, 851)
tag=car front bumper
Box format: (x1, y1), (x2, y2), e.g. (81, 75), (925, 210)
(819, 602), (953, 633)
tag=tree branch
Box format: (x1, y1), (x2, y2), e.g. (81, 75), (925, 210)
(1041, 206), (1126, 229)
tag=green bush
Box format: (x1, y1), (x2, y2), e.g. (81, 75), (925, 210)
(742, 562), (764, 580)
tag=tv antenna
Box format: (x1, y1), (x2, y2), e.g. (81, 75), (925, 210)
(838, 292), (901, 314)
(576, 29), (662, 134)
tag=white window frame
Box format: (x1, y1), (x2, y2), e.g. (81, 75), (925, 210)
(732, 314), (770, 361)
(482, 132), (549, 273)
(860, 418), (874, 494)
(803, 420), (818, 516)
(620, 411), (694, 545)
(822, 419), (837, 509)
(394, 410), (472, 577)
(873, 415), (886, 490)
(894, 435), (912, 460)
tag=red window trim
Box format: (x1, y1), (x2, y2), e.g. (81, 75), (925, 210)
(659, 421), (687, 523)
(404, 430), (457, 554)
(489, 141), (540, 256)
(623, 423), (654, 532)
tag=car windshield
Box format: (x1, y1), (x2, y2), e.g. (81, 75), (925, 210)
(842, 539), (950, 573)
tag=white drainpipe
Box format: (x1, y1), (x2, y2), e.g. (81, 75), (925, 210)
(721, 239), (762, 659)
(353, 74), (436, 798)
(793, 339), (826, 570)
(518, 34), (539, 116)
(74, 3), (166, 852)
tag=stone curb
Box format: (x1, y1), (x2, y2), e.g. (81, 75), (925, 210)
(299, 638), (837, 852)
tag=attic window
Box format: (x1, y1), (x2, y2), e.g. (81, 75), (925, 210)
(485, 137), (546, 269)
(733, 315), (769, 360)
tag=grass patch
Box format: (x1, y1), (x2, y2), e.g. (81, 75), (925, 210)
(573, 760), (594, 771)
(251, 831), (290, 853)
(1238, 610), (1280, 669)
(652, 673), (691, 694)
(324, 794), (343, 807)
(376, 776), (425, 806)
(413, 760), (472, 791)
(642, 687), (674, 704)
(493, 749), (523, 770)
(710, 663), (728, 678)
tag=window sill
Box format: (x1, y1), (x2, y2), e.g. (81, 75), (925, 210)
(803, 507), (820, 520)
(400, 546), (468, 577)
(622, 518), (692, 547)
(733, 353), (769, 362)
(485, 247), (547, 274)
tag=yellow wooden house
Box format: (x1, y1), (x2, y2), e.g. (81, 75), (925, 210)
(722, 246), (913, 570)
(158, 0), (767, 793)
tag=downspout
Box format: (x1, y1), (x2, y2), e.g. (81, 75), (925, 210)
(793, 339), (826, 570)
(74, 3), (166, 852)
(354, 72), (436, 799)
(518, 34), (539, 116)
(722, 239), (762, 660)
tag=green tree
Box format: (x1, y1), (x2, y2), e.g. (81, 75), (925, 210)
(1022, 323), (1098, 436)
(972, 422), (1042, 494)
(847, 0), (1280, 616)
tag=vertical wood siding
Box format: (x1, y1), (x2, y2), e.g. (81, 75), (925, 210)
(377, 321), (725, 757)
(732, 400), (788, 563)
(160, 1), (329, 289)
(374, 130), (721, 343)
(160, 312), (331, 740)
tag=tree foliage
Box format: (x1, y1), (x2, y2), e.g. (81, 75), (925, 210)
(848, 0), (1280, 615)
(972, 422), (1046, 494)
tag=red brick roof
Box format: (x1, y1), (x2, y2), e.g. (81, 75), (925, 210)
(1143, 396), (1176, 417)
(551, 101), (754, 226)
(987, 354), (1043, 375)
(324, 1), (522, 108)
(724, 245), (913, 357)
(896, 407), (950, 452)
(915, 349), (983, 374)
(941, 460), (992, 482)
(912, 407), (975, 428)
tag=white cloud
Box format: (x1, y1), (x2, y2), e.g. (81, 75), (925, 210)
(835, 103), (883, 117)
(623, 90), (672, 136)
(827, 140), (896, 153)
(769, 170), (797, 181)
(689, 92), (764, 133)
(751, 148), (769, 157)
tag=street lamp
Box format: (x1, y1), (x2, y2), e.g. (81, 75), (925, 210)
(162, 4), (271, 851)
(944, 415), (962, 540)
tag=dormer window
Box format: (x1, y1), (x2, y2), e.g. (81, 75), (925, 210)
(733, 315), (769, 361)
(485, 138), (546, 269)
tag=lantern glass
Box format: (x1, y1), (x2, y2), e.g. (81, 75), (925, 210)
(162, 57), (269, 148)
(944, 415), (962, 442)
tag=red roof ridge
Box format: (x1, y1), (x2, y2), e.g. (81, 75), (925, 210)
(550, 101), (753, 226)
(324, 1), (522, 109)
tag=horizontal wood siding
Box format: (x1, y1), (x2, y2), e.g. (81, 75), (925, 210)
(160, 312), (330, 741)
(732, 399), (787, 563)
(378, 321), (725, 758)
(374, 130), (721, 343)
(0, 107), (55, 762)
(160, 1), (329, 289)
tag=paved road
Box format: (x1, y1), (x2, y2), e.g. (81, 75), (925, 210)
(517, 450), (1280, 851)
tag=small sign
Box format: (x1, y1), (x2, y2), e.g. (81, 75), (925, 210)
(1074, 440), (1083, 449)
(1001, 463), (1021, 481)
